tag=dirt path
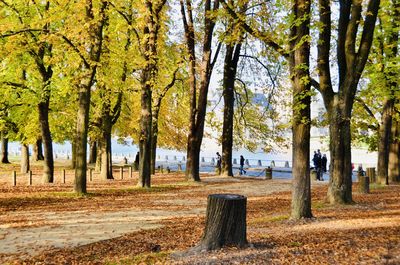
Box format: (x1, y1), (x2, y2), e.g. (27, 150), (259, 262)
(0, 177), (303, 260)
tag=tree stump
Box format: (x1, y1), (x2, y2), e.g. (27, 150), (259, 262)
(194, 194), (247, 251)
(366, 167), (376, 183)
(359, 176), (370, 194)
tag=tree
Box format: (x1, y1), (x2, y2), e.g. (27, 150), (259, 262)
(316, 0), (380, 203)
(220, 0), (245, 177)
(220, 0), (312, 219)
(181, 0), (221, 181)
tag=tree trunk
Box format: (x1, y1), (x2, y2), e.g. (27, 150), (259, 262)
(389, 120), (400, 182)
(326, 99), (353, 204)
(182, 0), (219, 182)
(151, 105), (160, 175)
(1, 131), (10, 164)
(290, 0), (312, 219)
(38, 101), (54, 183)
(377, 99), (393, 185)
(74, 83), (90, 194)
(138, 75), (152, 188)
(221, 41), (241, 177)
(32, 138), (44, 161)
(71, 138), (76, 169)
(89, 139), (97, 164)
(194, 194), (247, 251)
(99, 120), (113, 180)
(20, 144), (30, 173)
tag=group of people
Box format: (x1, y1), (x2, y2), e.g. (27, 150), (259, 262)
(312, 149), (327, 181)
(215, 152), (247, 175)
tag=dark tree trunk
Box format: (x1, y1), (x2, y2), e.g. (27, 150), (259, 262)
(182, 0), (219, 182)
(32, 138), (44, 161)
(138, 74), (152, 187)
(38, 100), (54, 183)
(99, 117), (113, 180)
(389, 119), (400, 182)
(377, 99), (393, 185)
(89, 139), (97, 164)
(74, 83), (90, 193)
(290, 0), (312, 219)
(20, 144), (30, 173)
(221, 41), (241, 177)
(71, 138), (76, 169)
(1, 132), (10, 164)
(151, 106), (160, 175)
(194, 194), (247, 251)
(326, 101), (353, 203)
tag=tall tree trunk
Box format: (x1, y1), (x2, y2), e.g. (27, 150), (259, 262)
(71, 138), (76, 169)
(20, 144), (30, 173)
(74, 0), (108, 194)
(182, 0), (219, 181)
(138, 75), (152, 187)
(389, 119), (400, 182)
(377, 99), (393, 185)
(290, 0), (312, 219)
(89, 139), (97, 164)
(326, 99), (353, 204)
(32, 138), (44, 161)
(1, 131), (10, 164)
(38, 100), (54, 183)
(99, 116), (113, 180)
(151, 106), (160, 175)
(74, 82), (90, 193)
(221, 42), (241, 177)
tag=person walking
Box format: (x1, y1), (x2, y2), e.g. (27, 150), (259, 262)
(216, 152), (222, 175)
(239, 155), (246, 175)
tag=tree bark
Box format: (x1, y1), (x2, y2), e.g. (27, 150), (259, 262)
(290, 0), (312, 219)
(20, 144), (30, 173)
(38, 100), (54, 183)
(221, 41), (241, 177)
(89, 139), (97, 164)
(326, 99), (353, 204)
(389, 119), (400, 182)
(1, 131), (10, 164)
(32, 138), (44, 161)
(99, 118), (113, 180)
(71, 138), (76, 169)
(377, 99), (393, 185)
(194, 194), (247, 251)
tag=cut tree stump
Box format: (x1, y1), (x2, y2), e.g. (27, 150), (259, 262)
(194, 194), (247, 251)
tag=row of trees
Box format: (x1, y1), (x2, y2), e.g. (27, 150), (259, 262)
(0, 0), (398, 219)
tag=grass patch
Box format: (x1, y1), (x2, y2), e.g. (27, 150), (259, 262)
(369, 183), (387, 190)
(250, 214), (289, 224)
(288, 241), (303, 247)
(312, 201), (327, 209)
(106, 251), (170, 265)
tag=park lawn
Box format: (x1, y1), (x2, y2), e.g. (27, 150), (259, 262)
(0, 168), (399, 264)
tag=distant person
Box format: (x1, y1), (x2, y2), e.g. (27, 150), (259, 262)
(321, 154), (327, 173)
(216, 152), (221, 174)
(312, 150), (322, 180)
(239, 155), (246, 175)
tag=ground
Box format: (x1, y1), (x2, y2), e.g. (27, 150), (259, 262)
(0, 162), (399, 264)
